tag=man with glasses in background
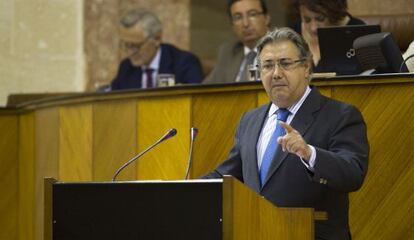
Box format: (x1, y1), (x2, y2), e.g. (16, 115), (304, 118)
(110, 9), (203, 90)
(204, 27), (369, 240)
(203, 0), (270, 83)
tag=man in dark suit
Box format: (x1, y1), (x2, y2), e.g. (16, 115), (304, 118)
(203, 0), (270, 84)
(204, 27), (369, 240)
(111, 9), (203, 90)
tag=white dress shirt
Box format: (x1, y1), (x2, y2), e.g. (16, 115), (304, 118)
(141, 48), (162, 88)
(257, 86), (316, 171)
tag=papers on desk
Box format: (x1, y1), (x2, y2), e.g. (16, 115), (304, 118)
(311, 72), (337, 78)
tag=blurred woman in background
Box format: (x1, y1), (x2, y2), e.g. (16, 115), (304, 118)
(292, 0), (365, 72)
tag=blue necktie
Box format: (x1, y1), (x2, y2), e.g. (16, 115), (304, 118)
(259, 108), (290, 186)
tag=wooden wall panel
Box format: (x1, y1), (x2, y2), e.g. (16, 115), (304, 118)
(18, 113), (35, 240)
(317, 85), (332, 97)
(258, 91), (269, 106)
(0, 115), (18, 240)
(137, 96), (191, 180)
(59, 105), (93, 181)
(35, 108), (59, 240)
(223, 177), (313, 240)
(348, 0), (414, 15)
(332, 83), (414, 239)
(192, 92), (257, 178)
(93, 100), (137, 181)
(1, 77), (414, 240)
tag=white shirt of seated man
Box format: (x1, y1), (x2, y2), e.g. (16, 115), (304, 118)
(403, 41), (414, 72)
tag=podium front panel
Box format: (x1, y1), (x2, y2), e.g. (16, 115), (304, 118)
(53, 181), (222, 240)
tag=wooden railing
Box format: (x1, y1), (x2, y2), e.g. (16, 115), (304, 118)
(1, 73), (414, 240)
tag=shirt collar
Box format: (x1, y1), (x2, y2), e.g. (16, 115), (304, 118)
(145, 47), (162, 71)
(244, 46), (257, 56)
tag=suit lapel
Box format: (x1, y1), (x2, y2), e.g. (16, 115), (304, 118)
(158, 44), (171, 74)
(225, 43), (244, 83)
(246, 103), (271, 192)
(128, 65), (143, 88)
(261, 88), (323, 188)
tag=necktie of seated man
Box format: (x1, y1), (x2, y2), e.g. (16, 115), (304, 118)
(239, 51), (257, 82)
(259, 108), (290, 186)
(144, 68), (154, 88)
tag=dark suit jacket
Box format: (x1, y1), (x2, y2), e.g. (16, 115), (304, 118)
(205, 87), (369, 240)
(111, 43), (203, 90)
(203, 41), (245, 84)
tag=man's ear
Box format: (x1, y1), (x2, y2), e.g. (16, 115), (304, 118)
(304, 58), (312, 79)
(154, 31), (162, 42)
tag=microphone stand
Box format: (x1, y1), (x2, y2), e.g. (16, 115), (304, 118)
(112, 128), (177, 181)
(184, 127), (198, 180)
(400, 54), (414, 72)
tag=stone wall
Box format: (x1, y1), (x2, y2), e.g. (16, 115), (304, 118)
(85, 0), (190, 90)
(0, 0), (85, 106)
(0, 0), (85, 105)
(0, 0), (190, 105)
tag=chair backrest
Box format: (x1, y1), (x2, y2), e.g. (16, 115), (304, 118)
(357, 13), (414, 51)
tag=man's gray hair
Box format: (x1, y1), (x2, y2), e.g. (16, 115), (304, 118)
(120, 9), (162, 39)
(256, 27), (312, 61)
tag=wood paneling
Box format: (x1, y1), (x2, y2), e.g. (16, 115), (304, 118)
(192, 92), (257, 178)
(93, 100), (137, 181)
(0, 115), (18, 240)
(18, 113), (35, 240)
(137, 96), (191, 180)
(348, 0), (414, 15)
(334, 83), (414, 239)
(2, 76), (414, 240)
(223, 176), (313, 240)
(59, 105), (93, 181)
(317, 85), (332, 97)
(35, 108), (59, 240)
(258, 91), (269, 106)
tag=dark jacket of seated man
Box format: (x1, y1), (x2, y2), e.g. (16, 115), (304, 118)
(111, 43), (204, 90)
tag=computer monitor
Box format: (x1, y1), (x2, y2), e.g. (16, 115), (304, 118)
(317, 25), (381, 75)
(353, 32), (409, 73)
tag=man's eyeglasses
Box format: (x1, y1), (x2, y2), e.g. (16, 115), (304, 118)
(121, 38), (150, 52)
(259, 58), (306, 73)
(232, 10), (264, 24)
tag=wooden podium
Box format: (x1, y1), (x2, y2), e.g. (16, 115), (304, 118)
(44, 177), (315, 240)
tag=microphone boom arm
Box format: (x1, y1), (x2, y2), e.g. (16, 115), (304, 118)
(112, 128), (177, 181)
(185, 127), (198, 180)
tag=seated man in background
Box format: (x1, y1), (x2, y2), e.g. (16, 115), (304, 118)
(111, 9), (204, 90)
(203, 0), (270, 84)
(203, 27), (369, 239)
(292, 0), (365, 72)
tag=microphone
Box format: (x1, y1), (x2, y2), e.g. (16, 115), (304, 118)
(400, 54), (414, 72)
(112, 128), (177, 181)
(184, 127), (198, 180)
